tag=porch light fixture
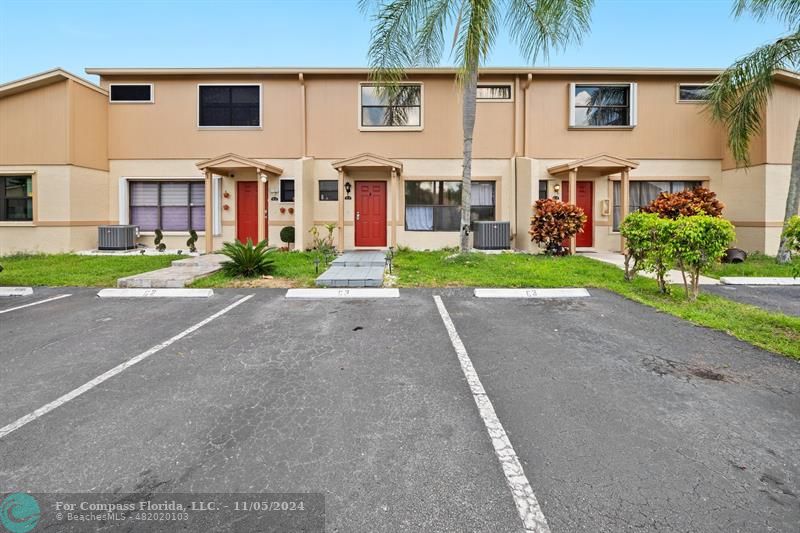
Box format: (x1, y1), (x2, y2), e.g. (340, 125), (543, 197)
(553, 183), (560, 193)
(260, 174), (267, 183)
(345, 182), (352, 200)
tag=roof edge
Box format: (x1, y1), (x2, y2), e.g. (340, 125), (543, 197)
(0, 68), (107, 98)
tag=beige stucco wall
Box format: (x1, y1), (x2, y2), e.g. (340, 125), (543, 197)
(526, 75), (726, 160)
(101, 76), (303, 160)
(0, 81), (69, 164)
(0, 164), (110, 254)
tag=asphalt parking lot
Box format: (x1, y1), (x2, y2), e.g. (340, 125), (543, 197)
(1, 288), (798, 532)
(705, 284), (800, 317)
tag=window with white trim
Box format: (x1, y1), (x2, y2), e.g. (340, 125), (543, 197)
(360, 84), (422, 128)
(405, 181), (495, 232)
(678, 84), (710, 102)
(109, 84), (153, 103)
(129, 181), (205, 232)
(198, 85), (260, 127)
(280, 179), (295, 203)
(477, 84), (512, 101)
(318, 180), (338, 201)
(612, 180), (701, 230)
(570, 83), (637, 127)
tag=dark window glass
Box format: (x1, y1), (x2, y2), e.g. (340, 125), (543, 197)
(612, 180), (701, 230)
(573, 84), (631, 126)
(0, 176), (33, 221)
(109, 84), (152, 102)
(361, 85), (422, 127)
(199, 85), (260, 126)
(129, 181), (204, 232)
(476, 85), (512, 100)
(404, 181), (495, 231)
(319, 180), (338, 201)
(280, 180), (295, 203)
(678, 84), (710, 101)
(538, 180), (549, 200)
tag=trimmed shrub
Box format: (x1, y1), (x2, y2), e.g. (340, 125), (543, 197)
(220, 239), (276, 278)
(668, 215), (736, 300)
(154, 228), (166, 252)
(529, 199), (587, 255)
(186, 230), (198, 253)
(619, 211), (674, 292)
(280, 226), (295, 245)
(641, 187), (724, 219)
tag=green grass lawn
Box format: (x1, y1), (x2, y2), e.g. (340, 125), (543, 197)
(393, 250), (800, 360)
(703, 252), (800, 279)
(191, 251), (320, 288)
(0, 253), (181, 287)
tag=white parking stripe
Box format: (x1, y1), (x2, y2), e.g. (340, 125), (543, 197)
(0, 294), (72, 315)
(0, 294), (254, 440)
(433, 295), (550, 533)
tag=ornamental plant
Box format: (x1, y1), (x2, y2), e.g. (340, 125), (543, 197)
(641, 187), (724, 219)
(781, 216), (800, 277)
(220, 239), (276, 278)
(619, 212), (674, 292)
(668, 215), (736, 300)
(529, 199), (587, 255)
(280, 226), (295, 245)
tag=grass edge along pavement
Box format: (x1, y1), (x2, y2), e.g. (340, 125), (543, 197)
(392, 251), (800, 360)
(0, 253), (181, 287)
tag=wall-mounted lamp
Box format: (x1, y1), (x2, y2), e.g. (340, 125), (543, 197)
(344, 182), (352, 200)
(553, 183), (561, 193)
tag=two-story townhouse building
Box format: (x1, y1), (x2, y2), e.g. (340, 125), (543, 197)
(1, 66), (798, 256)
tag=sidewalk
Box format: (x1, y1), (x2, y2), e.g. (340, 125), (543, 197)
(116, 254), (226, 288)
(582, 251), (720, 285)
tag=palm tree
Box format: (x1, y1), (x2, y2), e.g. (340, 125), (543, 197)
(360, 0), (593, 252)
(707, 0), (800, 262)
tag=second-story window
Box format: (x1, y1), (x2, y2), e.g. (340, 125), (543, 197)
(198, 85), (261, 127)
(570, 83), (636, 128)
(678, 84), (710, 102)
(109, 84), (153, 103)
(476, 84), (512, 101)
(360, 84), (422, 128)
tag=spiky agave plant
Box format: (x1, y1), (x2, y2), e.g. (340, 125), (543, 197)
(219, 239), (276, 277)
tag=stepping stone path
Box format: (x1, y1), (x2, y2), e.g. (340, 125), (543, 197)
(315, 250), (386, 288)
(117, 254), (226, 288)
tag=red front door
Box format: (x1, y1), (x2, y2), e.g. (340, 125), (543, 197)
(237, 181), (259, 244)
(355, 181), (387, 247)
(561, 180), (593, 247)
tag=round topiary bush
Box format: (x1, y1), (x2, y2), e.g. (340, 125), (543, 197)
(280, 226), (295, 244)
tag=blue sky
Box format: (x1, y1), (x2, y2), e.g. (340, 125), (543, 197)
(0, 0), (791, 84)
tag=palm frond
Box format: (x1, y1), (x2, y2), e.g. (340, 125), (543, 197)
(706, 32), (800, 164)
(505, 0), (593, 63)
(452, 0), (500, 81)
(416, 0), (459, 66)
(733, 0), (800, 27)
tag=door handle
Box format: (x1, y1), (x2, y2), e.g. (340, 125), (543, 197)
(356, 212), (360, 221)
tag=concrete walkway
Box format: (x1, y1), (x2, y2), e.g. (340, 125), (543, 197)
(315, 250), (386, 287)
(582, 251), (720, 285)
(117, 254), (226, 288)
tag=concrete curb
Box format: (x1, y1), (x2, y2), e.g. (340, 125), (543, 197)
(720, 277), (800, 286)
(98, 288), (214, 298)
(286, 288), (399, 299)
(0, 287), (34, 297)
(474, 288), (590, 298)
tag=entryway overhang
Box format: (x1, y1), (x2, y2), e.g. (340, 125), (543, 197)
(547, 153), (639, 254)
(331, 153), (403, 252)
(196, 153), (284, 252)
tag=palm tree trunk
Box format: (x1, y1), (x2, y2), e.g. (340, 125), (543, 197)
(459, 67), (478, 253)
(777, 116), (800, 263)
